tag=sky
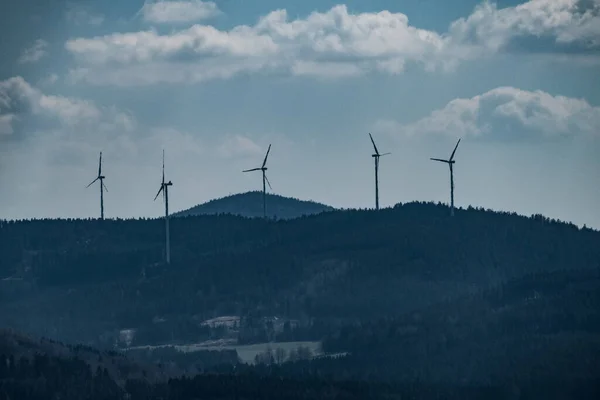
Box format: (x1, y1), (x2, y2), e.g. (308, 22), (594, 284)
(1, 0), (599, 227)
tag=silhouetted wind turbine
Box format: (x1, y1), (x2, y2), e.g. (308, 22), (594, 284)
(86, 151), (108, 220)
(369, 133), (390, 210)
(154, 150), (173, 264)
(431, 138), (461, 217)
(243, 144), (272, 219)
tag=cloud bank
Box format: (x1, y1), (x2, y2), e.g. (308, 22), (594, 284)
(64, 0), (600, 86)
(375, 86), (600, 140)
(0, 76), (134, 138)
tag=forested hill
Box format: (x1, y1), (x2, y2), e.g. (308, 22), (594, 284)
(173, 191), (335, 219)
(0, 203), (599, 347)
(0, 328), (516, 400)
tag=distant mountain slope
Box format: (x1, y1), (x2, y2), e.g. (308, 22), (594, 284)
(0, 330), (513, 400)
(174, 191), (335, 219)
(0, 329), (168, 385)
(1, 203), (599, 348)
(320, 268), (600, 384)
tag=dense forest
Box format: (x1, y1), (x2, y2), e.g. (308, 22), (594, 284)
(1, 202), (600, 397)
(174, 191), (335, 219)
(1, 329), (599, 400)
(1, 202), (598, 346)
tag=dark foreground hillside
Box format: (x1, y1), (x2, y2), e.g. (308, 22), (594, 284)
(0, 203), (599, 347)
(316, 268), (600, 384)
(174, 191), (335, 219)
(1, 329), (599, 400)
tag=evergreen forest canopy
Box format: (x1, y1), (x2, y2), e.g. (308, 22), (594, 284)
(1, 201), (600, 398)
(173, 191), (335, 219)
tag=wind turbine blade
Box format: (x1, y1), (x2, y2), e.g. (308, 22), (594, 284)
(98, 152), (103, 176)
(154, 186), (164, 201)
(450, 138), (461, 161)
(264, 174), (273, 191)
(430, 158), (449, 163)
(86, 177), (99, 188)
(243, 168), (262, 172)
(162, 149), (165, 185)
(262, 144), (271, 168)
(368, 133), (380, 155)
(380, 152), (391, 156)
(102, 182), (108, 193)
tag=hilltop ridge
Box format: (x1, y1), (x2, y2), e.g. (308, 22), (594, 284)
(174, 191), (335, 219)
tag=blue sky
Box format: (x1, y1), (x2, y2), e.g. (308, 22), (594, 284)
(1, 0), (599, 227)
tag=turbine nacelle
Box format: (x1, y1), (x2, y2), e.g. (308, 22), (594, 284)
(430, 158), (455, 165)
(242, 144), (273, 218)
(430, 138), (462, 217)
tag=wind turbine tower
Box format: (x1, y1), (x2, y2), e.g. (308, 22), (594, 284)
(154, 150), (173, 264)
(86, 151), (108, 220)
(430, 138), (461, 216)
(243, 144), (272, 219)
(369, 133), (390, 210)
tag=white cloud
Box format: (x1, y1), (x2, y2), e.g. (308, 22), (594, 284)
(138, 0), (220, 24)
(217, 134), (263, 159)
(0, 76), (211, 219)
(18, 39), (48, 64)
(0, 76), (135, 139)
(375, 87), (600, 140)
(448, 0), (600, 54)
(65, 5), (105, 26)
(61, 0), (600, 86)
(65, 5), (449, 85)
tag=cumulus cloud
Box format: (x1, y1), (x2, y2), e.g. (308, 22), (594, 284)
(0, 76), (135, 139)
(138, 0), (220, 24)
(65, 5), (449, 85)
(63, 0), (600, 86)
(448, 0), (600, 54)
(18, 39), (48, 64)
(0, 77), (210, 219)
(375, 87), (600, 140)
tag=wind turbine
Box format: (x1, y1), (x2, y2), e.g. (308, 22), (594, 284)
(86, 151), (108, 220)
(369, 133), (390, 210)
(154, 150), (173, 264)
(430, 138), (461, 217)
(243, 144), (272, 219)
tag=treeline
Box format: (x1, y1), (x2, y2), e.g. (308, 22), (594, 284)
(174, 191), (335, 219)
(125, 346), (239, 374)
(1, 203), (599, 347)
(0, 352), (517, 400)
(2, 351), (599, 400)
(312, 268), (600, 383)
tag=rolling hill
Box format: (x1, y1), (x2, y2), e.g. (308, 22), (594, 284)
(1, 202), (599, 350)
(0, 328), (512, 400)
(173, 191), (335, 219)
(1, 204), (600, 395)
